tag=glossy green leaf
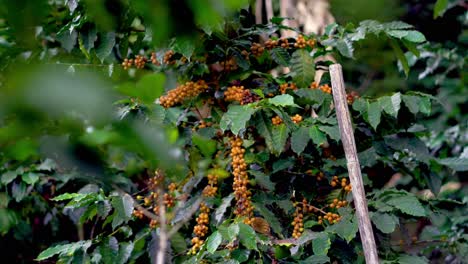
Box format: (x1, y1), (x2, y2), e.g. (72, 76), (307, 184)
(268, 94), (298, 107)
(238, 223), (257, 250)
(220, 105), (257, 135)
(291, 49), (315, 88)
(206, 231), (222, 253)
(96, 32), (116, 62)
(270, 47), (291, 66)
(386, 195), (426, 217)
(434, 0), (449, 18)
(371, 212), (398, 233)
(309, 125), (326, 146)
(312, 232), (330, 256)
(378, 93), (401, 118)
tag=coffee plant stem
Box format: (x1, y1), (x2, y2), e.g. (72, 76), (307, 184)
(330, 64), (379, 264)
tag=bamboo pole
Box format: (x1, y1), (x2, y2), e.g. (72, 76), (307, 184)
(329, 64), (379, 264)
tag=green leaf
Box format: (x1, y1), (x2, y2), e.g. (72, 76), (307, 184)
(271, 124), (289, 155)
(135, 73), (166, 104)
(389, 39), (409, 76)
(300, 255), (330, 264)
(37, 158), (57, 171)
(327, 215), (358, 242)
(36, 240), (92, 261)
(220, 105), (257, 135)
(206, 231), (222, 253)
(290, 49), (315, 88)
(255, 112), (274, 154)
(1, 171), (18, 185)
(367, 101), (381, 130)
(386, 195), (426, 217)
(173, 38), (195, 59)
(21, 172), (39, 185)
(434, 0), (449, 18)
(312, 232), (330, 256)
(291, 127), (310, 155)
(371, 212), (398, 233)
(268, 94), (298, 107)
(398, 254), (429, 264)
(231, 249), (250, 262)
(270, 47), (291, 66)
(309, 126), (326, 146)
(214, 194), (234, 225)
(12, 182), (27, 202)
(336, 38), (354, 58)
(249, 170), (275, 191)
(238, 223), (257, 250)
(437, 157), (468, 171)
(96, 32), (116, 62)
(272, 159), (294, 173)
(378, 93), (401, 118)
(52, 192), (89, 201)
(403, 31), (426, 43)
(386, 29), (409, 39)
(318, 125), (340, 142)
(192, 134), (216, 157)
(295, 89), (326, 106)
(170, 232), (187, 254)
(117, 242), (134, 264)
(111, 193), (134, 229)
(383, 21), (413, 30)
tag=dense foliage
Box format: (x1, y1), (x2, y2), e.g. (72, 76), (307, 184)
(0, 1), (466, 263)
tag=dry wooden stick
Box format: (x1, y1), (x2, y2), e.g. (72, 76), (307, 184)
(329, 64), (379, 264)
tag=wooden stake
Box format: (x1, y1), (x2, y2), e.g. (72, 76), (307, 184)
(329, 64), (379, 264)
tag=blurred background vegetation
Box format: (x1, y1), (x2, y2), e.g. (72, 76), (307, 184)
(0, 0), (466, 263)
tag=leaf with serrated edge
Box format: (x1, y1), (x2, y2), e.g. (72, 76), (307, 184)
(291, 49), (315, 88)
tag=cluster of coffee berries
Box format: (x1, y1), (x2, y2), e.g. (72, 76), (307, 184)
(279, 82), (297, 94)
(318, 212), (341, 225)
(163, 50), (175, 65)
(122, 58), (134, 70)
(346, 91), (360, 104)
(329, 198), (348, 209)
(220, 57), (238, 71)
(272, 115), (283, 126)
(133, 209), (144, 219)
(198, 121), (213, 129)
(134, 55), (147, 69)
(159, 80), (208, 108)
(202, 173), (218, 197)
(224, 86), (245, 103)
(330, 176), (340, 187)
(230, 136), (254, 224)
(342, 178), (352, 193)
(241, 50), (250, 60)
(279, 38), (289, 48)
(189, 203), (210, 254)
(265, 39), (279, 49)
(319, 84), (332, 94)
(150, 52), (160, 65)
(294, 35), (307, 49)
(241, 90), (259, 105)
(310, 81), (319, 89)
(291, 114), (303, 124)
(307, 170), (324, 181)
(250, 43), (265, 57)
(292, 205), (304, 239)
(330, 176), (352, 193)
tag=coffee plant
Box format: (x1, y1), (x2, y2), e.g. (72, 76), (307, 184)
(0, 1), (466, 263)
